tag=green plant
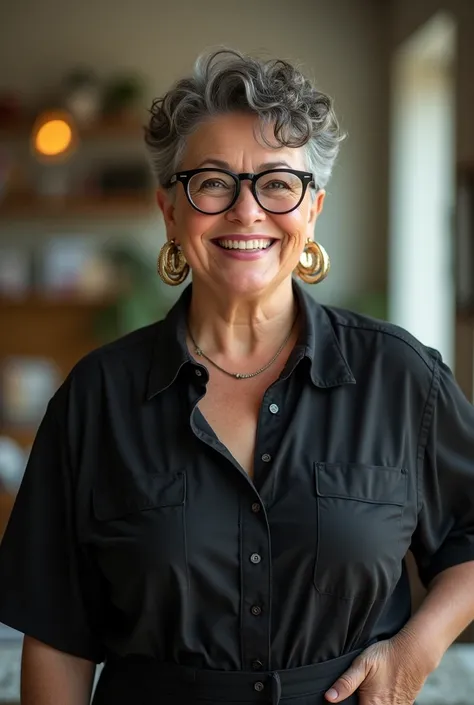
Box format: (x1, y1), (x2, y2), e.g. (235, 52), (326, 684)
(103, 74), (144, 115)
(94, 242), (174, 343)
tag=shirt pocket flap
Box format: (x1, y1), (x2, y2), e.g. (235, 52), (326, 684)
(93, 471), (186, 521)
(315, 463), (407, 506)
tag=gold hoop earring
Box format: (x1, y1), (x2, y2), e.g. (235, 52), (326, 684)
(157, 239), (190, 286)
(295, 238), (330, 284)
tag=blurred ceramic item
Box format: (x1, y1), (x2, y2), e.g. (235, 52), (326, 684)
(0, 246), (31, 298)
(1, 357), (60, 426)
(0, 436), (27, 493)
(63, 68), (101, 127)
(40, 236), (99, 295)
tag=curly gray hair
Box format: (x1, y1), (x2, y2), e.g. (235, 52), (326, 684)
(144, 49), (345, 190)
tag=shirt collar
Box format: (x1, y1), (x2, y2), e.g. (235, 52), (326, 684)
(147, 282), (355, 399)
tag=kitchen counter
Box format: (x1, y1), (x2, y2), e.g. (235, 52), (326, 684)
(1, 632), (473, 704)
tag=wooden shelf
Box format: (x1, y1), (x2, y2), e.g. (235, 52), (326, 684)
(0, 293), (119, 309)
(0, 193), (155, 219)
(0, 116), (145, 140)
(0, 491), (16, 537)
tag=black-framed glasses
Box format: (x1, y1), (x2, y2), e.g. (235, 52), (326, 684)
(168, 168), (316, 215)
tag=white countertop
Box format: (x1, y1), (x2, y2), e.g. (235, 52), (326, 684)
(1, 630), (473, 704)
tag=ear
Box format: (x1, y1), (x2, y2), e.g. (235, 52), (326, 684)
(156, 188), (177, 241)
(308, 189), (326, 230)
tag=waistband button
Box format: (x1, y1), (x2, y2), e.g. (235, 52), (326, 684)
(254, 681), (264, 692)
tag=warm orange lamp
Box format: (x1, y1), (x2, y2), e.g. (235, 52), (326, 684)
(31, 111), (77, 160)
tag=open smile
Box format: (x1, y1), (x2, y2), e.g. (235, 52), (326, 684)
(212, 237), (277, 252)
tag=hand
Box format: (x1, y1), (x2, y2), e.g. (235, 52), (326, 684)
(324, 631), (434, 704)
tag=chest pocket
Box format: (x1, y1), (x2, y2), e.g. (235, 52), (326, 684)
(314, 463), (407, 599)
(93, 471), (185, 519)
(92, 471), (187, 588)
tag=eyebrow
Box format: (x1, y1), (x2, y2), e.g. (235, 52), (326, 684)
(195, 158), (294, 171)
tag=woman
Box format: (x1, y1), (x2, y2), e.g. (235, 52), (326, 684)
(0, 49), (473, 705)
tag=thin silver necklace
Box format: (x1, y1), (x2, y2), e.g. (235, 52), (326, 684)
(188, 315), (298, 380)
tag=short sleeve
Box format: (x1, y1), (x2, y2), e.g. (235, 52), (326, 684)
(411, 355), (474, 587)
(0, 396), (105, 662)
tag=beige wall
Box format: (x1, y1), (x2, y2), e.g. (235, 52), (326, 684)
(0, 0), (389, 306)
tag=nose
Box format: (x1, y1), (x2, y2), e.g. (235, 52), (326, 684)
(225, 182), (266, 225)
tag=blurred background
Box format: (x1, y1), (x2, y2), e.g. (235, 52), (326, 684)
(0, 0), (473, 701)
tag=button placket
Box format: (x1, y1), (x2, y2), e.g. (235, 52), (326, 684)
(240, 495), (271, 672)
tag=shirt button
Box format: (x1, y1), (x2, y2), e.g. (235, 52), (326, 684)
(251, 605), (262, 616)
(254, 681), (264, 692)
(252, 659), (263, 670)
(269, 403), (279, 414)
(261, 453), (272, 463)
(251, 502), (261, 513)
(250, 553), (262, 564)
(195, 369), (203, 377)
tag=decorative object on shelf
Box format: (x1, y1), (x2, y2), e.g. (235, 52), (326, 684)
(38, 236), (116, 298)
(0, 246), (32, 298)
(0, 436), (27, 494)
(1, 356), (60, 426)
(102, 72), (145, 121)
(93, 161), (151, 198)
(62, 68), (102, 127)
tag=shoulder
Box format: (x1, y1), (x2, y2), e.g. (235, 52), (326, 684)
(52, 320), (165, 413)
(320, 304), (439, 385)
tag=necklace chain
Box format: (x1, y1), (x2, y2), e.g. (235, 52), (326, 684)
(188, 316), (297, 380)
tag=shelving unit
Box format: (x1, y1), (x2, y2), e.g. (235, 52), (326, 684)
(0, 294), (115, 534)
(0, 116), (152, 536)
(0, 193), (155, 219)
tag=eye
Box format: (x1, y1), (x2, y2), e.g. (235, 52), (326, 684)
(200, 179), (231, 190)
(263, 180), (290, 190)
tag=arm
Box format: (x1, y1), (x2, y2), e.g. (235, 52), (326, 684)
(401, 561), (474, 668)
(325, 355), (474, 703)
(21, 636), (96, 705)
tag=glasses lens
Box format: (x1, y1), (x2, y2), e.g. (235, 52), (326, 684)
(255, 171), (304, 213)
(188, 171), (237, 213)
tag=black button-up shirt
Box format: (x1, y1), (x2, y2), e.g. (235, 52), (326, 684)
(1, 282), (474, 672)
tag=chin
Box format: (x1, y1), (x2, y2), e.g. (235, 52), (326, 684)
(213, 270), (282, 299)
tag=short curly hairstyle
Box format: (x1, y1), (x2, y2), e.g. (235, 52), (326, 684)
(144, 48), (345, 190)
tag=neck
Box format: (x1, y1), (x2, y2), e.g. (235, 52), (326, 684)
(188, 278), (298, 361)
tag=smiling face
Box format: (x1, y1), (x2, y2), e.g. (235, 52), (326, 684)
(157, 112), (325, 302)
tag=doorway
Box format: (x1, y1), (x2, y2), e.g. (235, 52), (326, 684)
(389, 12), (456, 368)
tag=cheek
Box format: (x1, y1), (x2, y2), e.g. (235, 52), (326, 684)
(276, 213), (308, 251)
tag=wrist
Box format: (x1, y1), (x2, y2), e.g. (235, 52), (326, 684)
(393, 623), (444, 674)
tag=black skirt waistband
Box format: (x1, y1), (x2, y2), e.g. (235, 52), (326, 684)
(93, 649), (362, 705)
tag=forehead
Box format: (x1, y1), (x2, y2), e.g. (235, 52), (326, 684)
(181, 112), (307, 171)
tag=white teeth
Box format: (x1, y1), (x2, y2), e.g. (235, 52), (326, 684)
(217, 239), (273, 250)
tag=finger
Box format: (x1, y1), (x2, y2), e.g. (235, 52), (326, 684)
(325, 660), (367, 703)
